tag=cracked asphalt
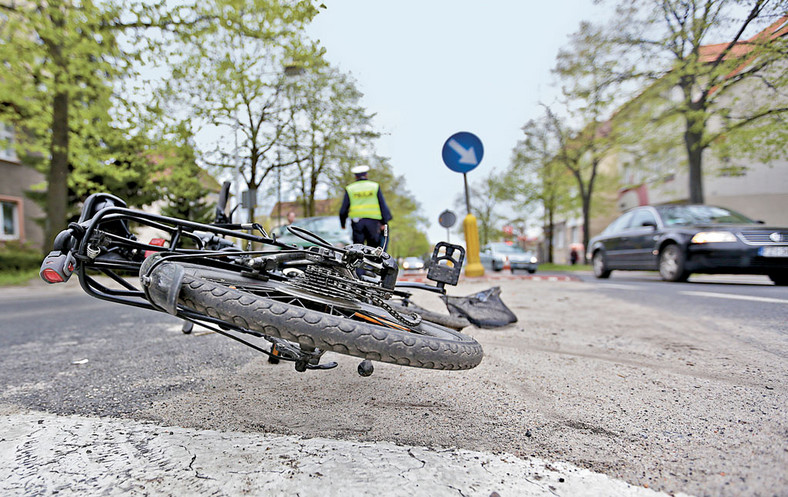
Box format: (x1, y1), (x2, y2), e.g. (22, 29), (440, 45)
(1, 276), (786, 496)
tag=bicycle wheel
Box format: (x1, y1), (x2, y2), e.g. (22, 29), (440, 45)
(143, 260), (483, 370)
(387, 301), (471, 331)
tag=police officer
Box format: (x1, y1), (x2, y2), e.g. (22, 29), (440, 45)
(339, 165), (392, 248)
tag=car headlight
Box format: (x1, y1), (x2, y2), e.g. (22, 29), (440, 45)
(691, 231), (737, 243)
(530, 256), (538, 263)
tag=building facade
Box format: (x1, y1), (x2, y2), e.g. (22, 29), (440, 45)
(0, 124), (45, 248)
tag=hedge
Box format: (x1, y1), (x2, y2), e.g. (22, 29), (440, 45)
(0, 243), (43, 272)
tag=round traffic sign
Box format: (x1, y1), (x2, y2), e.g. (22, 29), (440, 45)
(438, 210), (457, 228)
(442, 132), (484, 173)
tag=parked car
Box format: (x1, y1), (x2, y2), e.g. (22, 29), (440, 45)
(273, 216), (352, 249)
(479, 242), (538, 273)
(401, 256), (425, 271)
(587, 204), (788, 285)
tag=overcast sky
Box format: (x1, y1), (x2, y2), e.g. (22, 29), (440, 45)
(305, 1), (605, 243)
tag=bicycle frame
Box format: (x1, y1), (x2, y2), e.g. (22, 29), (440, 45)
(71, 206), (288, 311)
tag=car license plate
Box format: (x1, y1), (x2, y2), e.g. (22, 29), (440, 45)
(760, 246), (788, 257)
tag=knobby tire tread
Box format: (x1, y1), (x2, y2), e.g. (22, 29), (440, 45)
(176, 274), (483, 370)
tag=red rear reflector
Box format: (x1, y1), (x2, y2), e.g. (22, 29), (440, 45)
(41, 268), (65, 283)
(145, 238), (167, 257)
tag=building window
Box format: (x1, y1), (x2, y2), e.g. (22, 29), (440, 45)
(553, 225), (565, 249)
(570, 226), (579, 244)
(0, 124), (18, 162)
(1, 200), (20, 240)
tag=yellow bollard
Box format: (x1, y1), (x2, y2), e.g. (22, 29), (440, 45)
(463, 213), (485, 277)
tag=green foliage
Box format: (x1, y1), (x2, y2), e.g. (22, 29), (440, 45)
(0, 0), (320, 245)
(453, 172), (511, 247)
(0, 0), (133, 245)
(525, 20), (632, 262)
(158, 0), (322, 223)
(156, 125), (217, 224)
(372, 159), (431, 259)
(600, 0), (788, 202)
(508, 117), (578, 217)
(0, 269), (40, 286)
(331, 156), (430, 258)
(538, 262), (592, 272)
(0, 242), (43, 272)
(283, 66), (379, 217)
(507, 116), (578, 263)
(24, 129), (170, 224)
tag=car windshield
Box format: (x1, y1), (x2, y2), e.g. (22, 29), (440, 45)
(308, 217), (341, 232)
(657, 205), (754, 226)
(291, 217), (341, 233)
(490, 243), (526, 254)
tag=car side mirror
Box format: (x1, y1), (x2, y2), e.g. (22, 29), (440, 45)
(642, 220), (657, 230)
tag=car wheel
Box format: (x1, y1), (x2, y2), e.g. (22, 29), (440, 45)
(492, 262), (502, 272)
(592, 251), (611, 279)
(769, 272), (788, 286)
(528, 269), (536, 274)
(659, 244), (689, 282)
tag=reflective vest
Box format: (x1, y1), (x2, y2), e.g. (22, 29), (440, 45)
(346, 180), (383, 220)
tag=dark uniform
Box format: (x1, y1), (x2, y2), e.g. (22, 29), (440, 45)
(339, 168), (392, 248)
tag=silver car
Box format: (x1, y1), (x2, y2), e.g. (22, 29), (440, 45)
(479, 242), (538, 273)
(273, 216), (353, 249)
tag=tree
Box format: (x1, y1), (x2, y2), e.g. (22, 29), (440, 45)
(603, 0), (788, 203)
(507, 117), (576, 263)
(283, 66), (379, 217)
(0, 0), (321, 247)
(157, 127), (217, 225)
(545, 21), (626, 262)
(0, 0), (237, 246)
(0, 0), (129, 246)
(454, 172), (509, 248)
(160, 0), (321, 223)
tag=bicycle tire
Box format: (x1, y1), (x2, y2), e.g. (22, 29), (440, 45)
(145, 261), (483, 370)
(387, 302), (471, 331)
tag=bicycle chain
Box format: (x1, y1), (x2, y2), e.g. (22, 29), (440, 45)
(290, 265), (422, 328)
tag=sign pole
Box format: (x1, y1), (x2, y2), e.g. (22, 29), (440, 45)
(463, 173), (471, 214)
(441, 131), (484, 277)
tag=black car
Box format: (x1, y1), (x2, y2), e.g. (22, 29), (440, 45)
(587, 205), (788, 285)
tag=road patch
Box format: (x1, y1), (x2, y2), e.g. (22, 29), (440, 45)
(0, 411), (690, 497)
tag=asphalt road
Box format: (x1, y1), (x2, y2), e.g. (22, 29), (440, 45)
(0, 274), (786, 496)
(575, 271), (787, 333)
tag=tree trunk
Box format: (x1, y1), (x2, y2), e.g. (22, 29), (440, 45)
(682, 91), (706, 204)
(581, 194), (591, 265)
(546, 207), (554, 263)
(684, 124), (704, 204)
(46, 90), (69, 247)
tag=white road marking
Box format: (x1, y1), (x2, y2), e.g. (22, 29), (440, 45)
(679, 290), (788, 305)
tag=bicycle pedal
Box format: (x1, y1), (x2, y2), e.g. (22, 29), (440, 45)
(427, 242), (465, 286)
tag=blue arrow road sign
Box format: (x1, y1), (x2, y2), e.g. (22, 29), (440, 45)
(442, 131), (484, 173)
